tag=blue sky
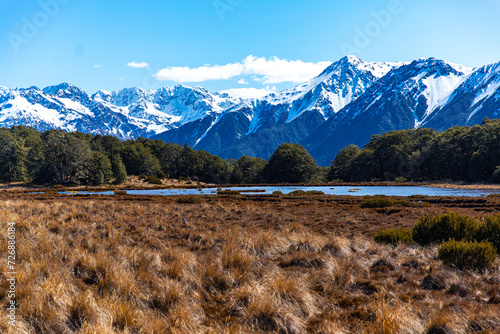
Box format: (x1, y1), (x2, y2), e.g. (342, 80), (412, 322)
(1, 0), (499, 97)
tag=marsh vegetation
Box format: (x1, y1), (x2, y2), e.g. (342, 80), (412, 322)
(0, 193), (499, 333)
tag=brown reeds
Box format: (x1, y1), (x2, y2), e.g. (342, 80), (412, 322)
(0, 197), (498, 333)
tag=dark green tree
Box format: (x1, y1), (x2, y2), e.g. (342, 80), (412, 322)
(38, 130), (92, 184)
(0, 129), (28, 182)
(111, 154), (128, 184)
(177, 145), (202, 179)
(88, 151), (113, 185)
(10, 126), (44, 179)
(196, 150), (232, 184)
(121, 141), (161, 176)
(90, 135), (123, 158)
(264, 143), (319, 183)
(143, 140), (183, 178)
(231, 155), (267, 184)
(490, 166), (500, 184)
(328, 144), (361, 181)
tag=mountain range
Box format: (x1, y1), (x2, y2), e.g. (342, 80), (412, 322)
(1, 55), (499, 165)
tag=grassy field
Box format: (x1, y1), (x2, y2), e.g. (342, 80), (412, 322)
(0, 193), (499, 333)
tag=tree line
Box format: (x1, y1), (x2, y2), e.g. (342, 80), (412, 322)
(328, 118), (500, 183)
(0, 126), (322, 185)
(0, 118), (499, 185)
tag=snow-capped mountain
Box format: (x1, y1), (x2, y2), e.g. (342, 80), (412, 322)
(304, 58), (500, 165)
(152, 55), (402, 158)
(246, 55), (400, 128)
(1, 56), (500, 165)
(0, 83), (242, 139)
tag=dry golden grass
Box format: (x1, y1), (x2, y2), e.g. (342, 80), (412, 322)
(427, 183), (500, 190)
(0, 196), (499, 333)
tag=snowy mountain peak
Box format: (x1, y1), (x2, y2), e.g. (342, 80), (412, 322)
(334, 57), (476, 130)
(336, 55), (362, 67)
(19, 85), (41, 92)
(42, 82), (89, 102)
(317, 55), (403, 82)
(405, 57), (473, 79)
(91, 89), (112, 102)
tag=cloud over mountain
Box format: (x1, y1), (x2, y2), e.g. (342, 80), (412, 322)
(154, 55), (331, 84)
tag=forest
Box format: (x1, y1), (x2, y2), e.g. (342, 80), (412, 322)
(328, 118), (500, 184)
(0, 118), (499, 185)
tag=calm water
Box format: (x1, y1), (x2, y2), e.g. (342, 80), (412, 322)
(62, 186), (500, 197)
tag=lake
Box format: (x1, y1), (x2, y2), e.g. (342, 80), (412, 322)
(62, 185), (500, 197)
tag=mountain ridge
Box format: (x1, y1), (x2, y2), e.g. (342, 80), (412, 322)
(1, 56), (499, 165)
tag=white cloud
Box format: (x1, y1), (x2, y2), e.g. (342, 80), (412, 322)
(94, 64), (102, 68)
(154, 56), (331, 84)
(118, 77), (124, 82)
(237, 78), (249, 85)
(127, 61), (149, 68)
(222, 87), (277, 99)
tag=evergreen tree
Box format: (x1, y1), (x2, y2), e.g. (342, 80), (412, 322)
(490, 166), (500, 184)
(88, 151), (113, 185)
(10, 126), (44, 179)
(121, 141), (161, 176)
(264, 143), (319, 183)
(38, 130), (92, 184)
(0, 129), (28, 182)
(231, 155), (267, 184)
(328, 144), (361, 181)
(196, 150), (232, 184)
(111, 154), (128, 184)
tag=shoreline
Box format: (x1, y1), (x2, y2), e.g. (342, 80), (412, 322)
(1, 179), (499, 192)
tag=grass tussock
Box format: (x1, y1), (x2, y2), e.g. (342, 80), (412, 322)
(374, 228), (413, 245)
(0, 198), (498, 333)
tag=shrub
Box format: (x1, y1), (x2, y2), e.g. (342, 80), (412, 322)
(361, 197), (428, 208)
(114, 190), (127, 195)
(487, 193), (500, 198)
(288, 190), (307, 196)
(394, 176), (408, 183)
(476, 215), (500, 253)
(139, 175), (147, 180)
(374, 229), (413, 245)
(176, 195), (202, 204)
(412, 213), (478, 245)
(288, 190), (325, 196)
(438, 239), (497, 271)
(112, 154), (127, 184)
(156, 171), (167, 179)
(361, 197), (396, 208)
(489, 166), (500, 184)
(51, 184), (66, 190)
(306, 190), (325, 195)
(272, 191), (283, 195)
(408, 194), (429, 199)
(217, 189), (241, 196)
(146, 175), (163, 185)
